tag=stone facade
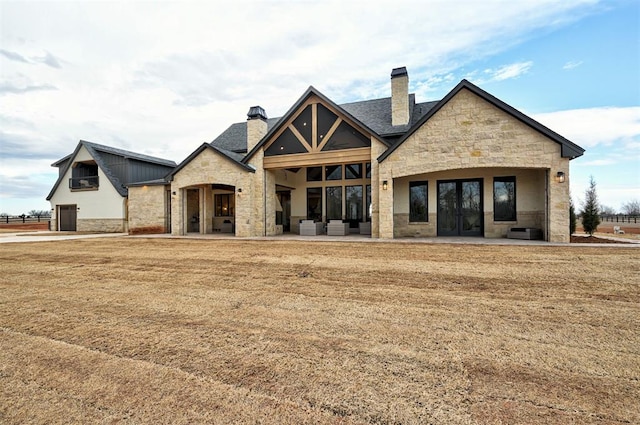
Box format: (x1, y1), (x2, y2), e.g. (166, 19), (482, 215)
(379, 87), (571, 242)
(169, 147), (255, 236)
(128, 184), (168, 234)
(121, 76), (579, 243)
(77, 218), (126, 232)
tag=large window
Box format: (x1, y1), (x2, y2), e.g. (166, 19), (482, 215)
(215, 194), (234, 217)
(307, 187), (322, 221)
(326, 186), (342, 220)
(494, 176), (516, 221)
(409, 181), (428, 222)
(346, 185), (363, 227)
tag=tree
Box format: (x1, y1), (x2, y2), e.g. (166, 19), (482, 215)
(569, 195), (577, 235)
(621, 199), (640, 216)
(600, 205), (616, 215)
(28, 209), (50, 217)
(581, 176), (600, 236)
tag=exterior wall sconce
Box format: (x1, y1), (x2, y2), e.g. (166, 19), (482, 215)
(555, 171), (566, 183)
(382, 180), (388, 190)
(237, 188), (242, 196)
(172, 191), (176, 195)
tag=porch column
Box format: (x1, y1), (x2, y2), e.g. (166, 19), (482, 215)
(378, 177), (394, 238)
(170, 186), (183, 236)
(548, 163), (571, 243)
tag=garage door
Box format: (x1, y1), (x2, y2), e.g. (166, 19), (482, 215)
(58, 205), (77, 231)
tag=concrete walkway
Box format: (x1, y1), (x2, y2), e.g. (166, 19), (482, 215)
(1, 230), (638, 247)
(0, 231), (128, 244)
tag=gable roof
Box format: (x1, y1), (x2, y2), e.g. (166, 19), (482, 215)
(47, 140), (176, 200)
(208, 91), (438, 157)
(378, 79), (585, 162)
(340, 95), (439, 136)
(166, 143), (255, 181)
(242, 86), (390, 164)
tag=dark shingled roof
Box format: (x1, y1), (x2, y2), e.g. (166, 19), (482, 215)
(201, 78), (584, 171)
(211, 93), (436, 154)
(211, 118), (280, 153)
(47, 140), (176, 200)
(82, 141), (176, 167)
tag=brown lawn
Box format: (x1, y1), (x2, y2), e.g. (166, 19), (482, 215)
(1, 238), (638, 424)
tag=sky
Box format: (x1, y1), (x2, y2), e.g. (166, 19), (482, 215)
(1, 0), (638, 215)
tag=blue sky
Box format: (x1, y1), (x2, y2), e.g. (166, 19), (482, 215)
(0, 0), (638, 215)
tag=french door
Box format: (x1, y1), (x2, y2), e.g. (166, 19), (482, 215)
(437, 179), (483, 236)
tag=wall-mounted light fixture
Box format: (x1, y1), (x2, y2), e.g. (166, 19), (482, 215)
(237, 188), (243, 196)
(382, 180), (388, 190)
(555, 171), (566, 183)
(172, 191), (176, 195)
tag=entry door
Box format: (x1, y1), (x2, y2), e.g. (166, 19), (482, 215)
(437, 179), (483, 236)
(58, 205), (77, 231)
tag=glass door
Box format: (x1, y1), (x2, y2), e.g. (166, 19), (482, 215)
(437, 179), (483, 236)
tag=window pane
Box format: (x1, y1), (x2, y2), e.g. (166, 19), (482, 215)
(366, 185), (371, 222)
(292, 105), (312, 145)
(307, 187), (322, 221)
(410, 181), (428, 222)
(307, 166), (322, 181)
(317, 103), (338, 142)
(215, 194), (234, 217)
(321, 121), (370, 151)
(346, 185), (363, 226)
(365, 162), (371, 179)
(325, 165), (342, 180)
(493, 177), (516, 221)
(345, 163), (362, 179)
(265, 128), (308, 156)
(326, 186), (342, 220)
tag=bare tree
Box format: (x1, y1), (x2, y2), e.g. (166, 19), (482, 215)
(28, 209), (51, 217)
(621, 199), (640, 216)
(600, 205), (616, 215)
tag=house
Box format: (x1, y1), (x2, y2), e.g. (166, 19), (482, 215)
(127, 67), (584, 242)
(47, 140), (176, 232)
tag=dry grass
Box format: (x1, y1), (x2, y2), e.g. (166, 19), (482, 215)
(1, 238), (638, 424)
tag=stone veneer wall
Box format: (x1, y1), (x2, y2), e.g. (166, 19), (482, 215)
(379, 87), (570, 242)
(128, 184), (168, 234)
(391, 168), (546, 238)
(77, 218), (125, 232)
(170, 147), (254, 236)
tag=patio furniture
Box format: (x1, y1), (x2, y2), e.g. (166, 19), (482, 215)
(327, 220), (349, 236)
(299, 220), (323, 236)
(359, 222), (371, 235)
(507, 227), (543, 240)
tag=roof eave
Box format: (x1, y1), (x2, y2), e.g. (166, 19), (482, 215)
(378, 79), (586, 162)
(242, 86), (386, 164)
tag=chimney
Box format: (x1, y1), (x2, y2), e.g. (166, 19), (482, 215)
(391, 67), (409, 126)
(247, 105), (268, 152)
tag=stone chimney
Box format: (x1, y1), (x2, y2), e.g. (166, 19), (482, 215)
(391, 67), (409, 126)
(246, 105), (268, 152)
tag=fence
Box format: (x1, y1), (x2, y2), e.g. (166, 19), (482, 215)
(1, 215), (51, 224)
(600, 215), (639, 224)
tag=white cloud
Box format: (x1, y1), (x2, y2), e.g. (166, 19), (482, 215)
(532, 106), (640, 148)
(0, 0), (612, 214)
(563, 60), (584, 70)
(485, 61), (534, 81)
